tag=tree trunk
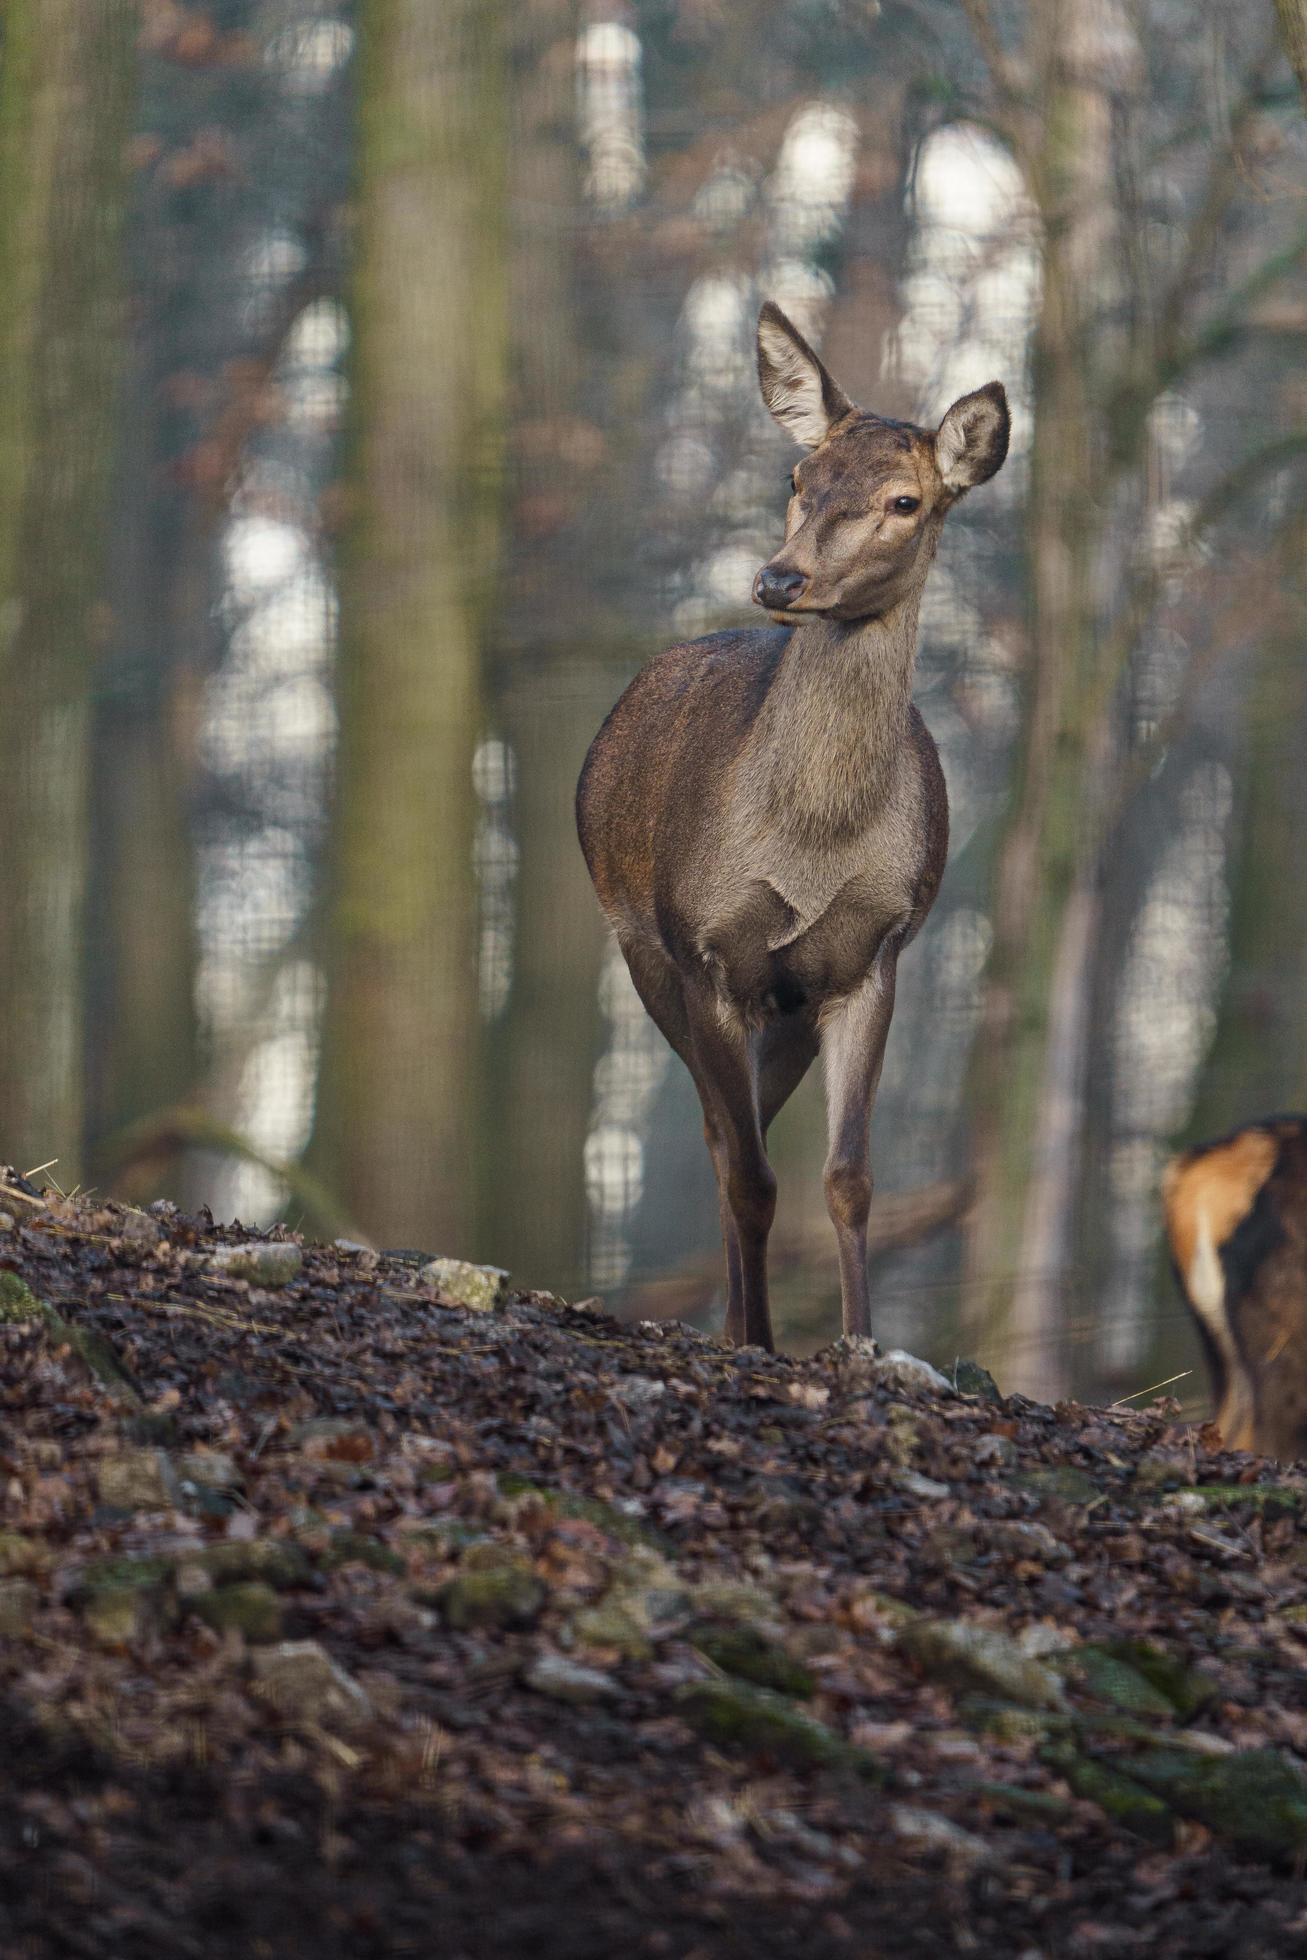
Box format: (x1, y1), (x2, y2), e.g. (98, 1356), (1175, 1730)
(964, 0), (1135, 1388)
(309, 0), (507, 1251)
(0, 0), (135, 1181)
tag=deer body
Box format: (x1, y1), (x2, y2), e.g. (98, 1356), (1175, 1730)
(578, 303), (1009, 1351)
(1164, 1116), (1307, 1459)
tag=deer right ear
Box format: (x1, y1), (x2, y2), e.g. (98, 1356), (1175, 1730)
(756, 301), (851, 450)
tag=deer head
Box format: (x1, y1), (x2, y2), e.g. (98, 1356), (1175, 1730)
(752, 300), (1010, 623)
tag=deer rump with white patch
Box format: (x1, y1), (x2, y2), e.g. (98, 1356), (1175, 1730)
(577, 301), (1009, 1352)
(1163, 1117), (1307, 1459)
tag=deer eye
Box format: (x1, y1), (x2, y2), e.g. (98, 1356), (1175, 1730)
(893, 495), (920, 514)
(788, 473), (798, 495)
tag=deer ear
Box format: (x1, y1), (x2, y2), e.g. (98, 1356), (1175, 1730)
(756, 301), (852, 450)
(934, 381), (1010, 493)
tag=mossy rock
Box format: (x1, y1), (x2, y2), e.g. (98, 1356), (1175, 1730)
(976, 1781), (1073, 1822)
(572, 1599), (654, 1660)
(687, 1580), (778, 1627)
(0, 1532), (50, 1578)
(1124, 1746), (1307, 1859)
(690, 1624), (816, 1698)
(0, 1272), (45, 1321)
(1191, 1483), (1303, 1519)
(83, 1585), (159, 1648)
(897, 1618), (1066, 1711)
(195, 1582), (284, 1642)
(1043, 1743), (1176, 1848)
(1060, 1645), (1180, 1719)
(0, 1278), (140, 1403)
(200, 1539), (310, 1590)
(495, 1478), (670, 1553)
(951, 1360), (1002, 1403)
(1089, 1640), (1214, 1720)
(72, 1553), (175, 1600)
(436, 1563), (544, 1631)
(958, 1696), (1066, 1743)
(675, 1678), (882, 1780)
(317, 1530), (406, 1576)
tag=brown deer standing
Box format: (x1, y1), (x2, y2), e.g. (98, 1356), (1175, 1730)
(577, 302), (1009, 1351)
(1163, 1116), (1307, 1459)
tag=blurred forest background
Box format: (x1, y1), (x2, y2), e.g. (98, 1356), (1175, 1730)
(1, 0), (1305, 1405)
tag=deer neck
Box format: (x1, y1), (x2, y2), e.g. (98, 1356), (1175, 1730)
(747, 593), (923, 847)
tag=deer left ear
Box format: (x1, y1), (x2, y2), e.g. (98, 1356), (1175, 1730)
(934, 381), (1010, 494)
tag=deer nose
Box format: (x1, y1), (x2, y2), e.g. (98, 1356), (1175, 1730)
(754, 567), (806, 610)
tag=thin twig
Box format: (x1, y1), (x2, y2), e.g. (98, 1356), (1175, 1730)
(1111, 1369), (1193, 1406)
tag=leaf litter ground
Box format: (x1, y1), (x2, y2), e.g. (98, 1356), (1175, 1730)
(2, 1169), (1307, 1957)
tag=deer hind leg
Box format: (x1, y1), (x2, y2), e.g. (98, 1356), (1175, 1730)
(683, 982), (776, 1350)
(820, 953), (899, 1341)
(756, 1013), (819, 1140)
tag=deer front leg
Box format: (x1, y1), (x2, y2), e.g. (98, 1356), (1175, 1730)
(820, 953), (899, 1340)
(684, 985), (776, 1350)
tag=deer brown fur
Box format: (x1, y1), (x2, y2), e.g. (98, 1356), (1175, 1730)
(1163, 1116), (1307, 1459)
(577, 301), (1010, 1350)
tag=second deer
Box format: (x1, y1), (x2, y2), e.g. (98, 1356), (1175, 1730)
(1163, 1115), (1307, 1459)
(577, 302), (1009, 1350)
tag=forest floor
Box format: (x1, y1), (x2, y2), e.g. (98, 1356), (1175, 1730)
(3, 1170), (1307, 1957)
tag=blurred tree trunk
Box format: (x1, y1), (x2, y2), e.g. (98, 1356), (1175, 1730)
(1189, 516), (1307, 1128)
(87, 350), (202, 1202)
(486, 0), (607, 1293)
(310, 0), (507, 1250)
(964, 0), (1136, 1393)
(0, 0), (135, 1181)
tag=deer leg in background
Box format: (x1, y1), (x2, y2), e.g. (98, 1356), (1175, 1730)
(821, 952), (899, 1340)
(683, 984), (777, 1350)
(757, 1014), (820, 1140)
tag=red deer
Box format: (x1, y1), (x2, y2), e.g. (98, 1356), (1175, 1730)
(1163, 1116), (1307, 1459)
(577, 301), (1009, 1350)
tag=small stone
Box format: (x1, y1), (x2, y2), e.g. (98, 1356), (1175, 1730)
(890, 1805), (992, 1864)
(983, 1519), (1070, 1565)
(0, 1211), (14, 1233)
(195, 1582), (283, 1642)
(609, 1375), (667, 1407)
(973, 1433), (1017, 1468)
(116, 1209), (161, 1245)
(0, 1578), (37, 1636)
(179, 1451), (242, 1491)
(896, 1470), (952, 1501)
(897, 1618), (1067, 1711)
(96, 1449), (181, 1512)
(251, 1641), (372, 1729)
(524, 1651), (619, 1704)
(419, 1257), (508, 1312)
(208, 1242), (303, 1287)
(878, 1350), (953, 1395)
